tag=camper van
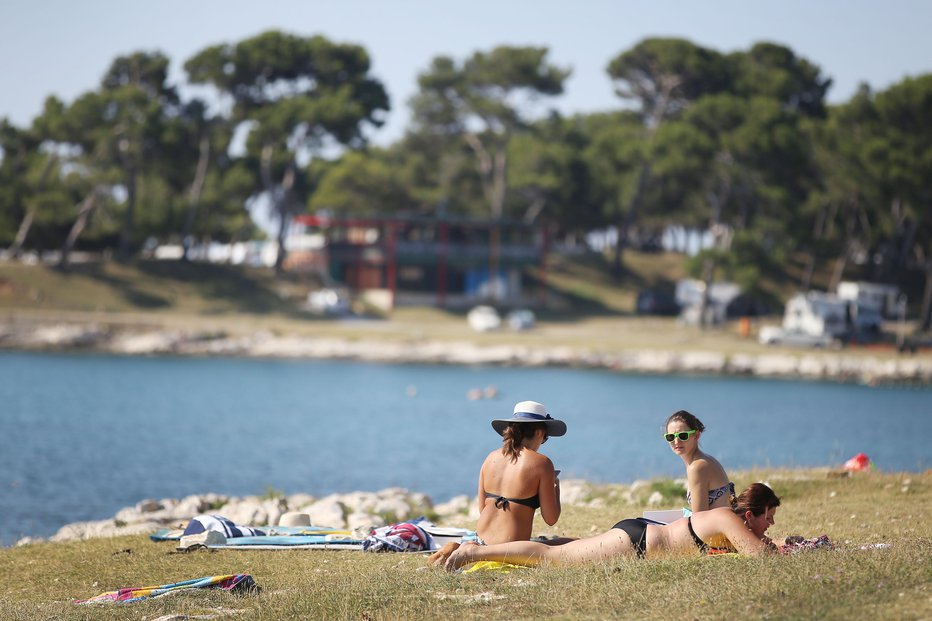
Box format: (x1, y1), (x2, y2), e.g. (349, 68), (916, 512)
(782, 292), (849, 337)
(837, 281), (901, 318)
(759, 291), (882, 346)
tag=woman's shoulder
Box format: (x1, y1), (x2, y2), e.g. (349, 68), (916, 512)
(688, 453), (726, 475)
(693, 506), (738, 526)
(480, 449), (506, 468)
(521, 450), (554, 470)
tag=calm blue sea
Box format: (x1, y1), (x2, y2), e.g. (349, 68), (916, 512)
(0, 351), (929, 545)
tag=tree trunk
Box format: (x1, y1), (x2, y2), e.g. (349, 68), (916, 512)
(523, 196), (545, 223)
(614, 161), (652, 277)
(182, 135), (211, 261)
(800, 252), (815, 292)
(118, 165), (138, 260)
(464, 133), (510, 299)
(274, 159), (297, 274)
(8, 206), (36, 258)
(696, 255), (718, 328)
(463, 133), (495, 210)
(611, 76), (680, 275)
(828, 242), (851, 293)
(59, 188), (100, 269)
(7, 154), (58, 257)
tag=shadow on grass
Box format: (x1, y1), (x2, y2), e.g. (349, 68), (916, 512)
(57, 263), (172, 309)
(63, 260), (313, 316)
(137, 260), (320, 317)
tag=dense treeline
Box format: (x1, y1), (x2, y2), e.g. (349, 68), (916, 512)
(0, 32), (930, 327)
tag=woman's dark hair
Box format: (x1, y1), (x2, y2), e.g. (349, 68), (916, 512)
(734, 483), (781, 516)
(502, 422), (548, 463)
(664, 410), (705, 433)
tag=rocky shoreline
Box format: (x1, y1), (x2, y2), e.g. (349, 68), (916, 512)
(2, 319), (931, 385)
(14, 479), (614, 547)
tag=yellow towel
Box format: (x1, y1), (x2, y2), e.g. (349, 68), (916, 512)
(463, 560), (528, 573)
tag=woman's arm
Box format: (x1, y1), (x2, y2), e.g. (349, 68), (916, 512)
(686, 461), (710, 513)
(718, 511), (774, 555)
(476, 459), (489, 515)
(537, 460), (561, 526)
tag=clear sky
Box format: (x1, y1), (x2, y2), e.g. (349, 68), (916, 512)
(2, 0), (930, 145)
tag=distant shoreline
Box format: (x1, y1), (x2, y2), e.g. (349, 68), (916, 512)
(2, 317), (931, 386)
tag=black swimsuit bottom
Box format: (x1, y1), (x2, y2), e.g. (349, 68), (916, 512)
(612, 518), (649, 557)
(612, 516), (708, 558)
(485, 492), (540, 510)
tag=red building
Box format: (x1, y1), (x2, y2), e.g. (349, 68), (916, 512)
(289, 214), (549, 309)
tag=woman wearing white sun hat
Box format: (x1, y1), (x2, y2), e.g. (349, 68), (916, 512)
(474, 400), (566, 546)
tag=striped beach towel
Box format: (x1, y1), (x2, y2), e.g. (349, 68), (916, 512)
(75, 574), (255, 604)
(183, 515), (265, 538)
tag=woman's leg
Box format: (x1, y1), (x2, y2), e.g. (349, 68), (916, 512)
(445, 530), (633, 570)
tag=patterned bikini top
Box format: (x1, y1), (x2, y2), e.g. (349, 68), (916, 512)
(687, 482), (736, 507)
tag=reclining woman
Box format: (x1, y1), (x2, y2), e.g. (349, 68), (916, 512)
(665, 410), (736, 513)
(443, 483), (782, 570)
(474, 400), (565, 544)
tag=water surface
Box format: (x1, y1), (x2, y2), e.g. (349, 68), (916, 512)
(1, 352), (928, 545)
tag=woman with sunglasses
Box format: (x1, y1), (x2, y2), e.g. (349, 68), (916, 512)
(665, 410), (735, 513)
(441, 483), (781, 570)
(474, 400), (566, 545)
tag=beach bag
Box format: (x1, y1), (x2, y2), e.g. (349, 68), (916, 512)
(362, 520), (430, 552)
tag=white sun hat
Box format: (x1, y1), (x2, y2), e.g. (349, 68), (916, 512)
(491, 400), (566, 437)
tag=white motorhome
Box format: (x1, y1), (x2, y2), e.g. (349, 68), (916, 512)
(837, 281), (901, 318)
(783, 292), (849, 337)
(760, 291), (884, 346)
(784, 291), (882, 336)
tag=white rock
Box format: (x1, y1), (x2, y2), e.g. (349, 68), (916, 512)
(137, 499), (164, 513)
(559, 479), (591, 506)
(218, 496), (286, 526)
(434, 495), (472, 517)
(679, 351), (726, 372)
(287, 493), (316, 510)
(373, 497), (411, 519)
(346, 511), (384, 532)
(338, 491), (379, 512)
(50, 519), (161, 542)
(646, 491), (665, 506)
(300, 498), (347, 528)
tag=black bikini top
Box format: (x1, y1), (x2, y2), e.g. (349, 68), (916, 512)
(485, 491), (540, 510)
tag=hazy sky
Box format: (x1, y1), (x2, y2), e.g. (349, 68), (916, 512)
(2, 0), (929, 145)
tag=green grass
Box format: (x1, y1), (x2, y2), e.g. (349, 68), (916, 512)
(0, 469), (928, 620)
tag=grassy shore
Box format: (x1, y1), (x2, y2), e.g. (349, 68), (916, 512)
(1, 469), (929, 620)
(1, 259), (927, 363)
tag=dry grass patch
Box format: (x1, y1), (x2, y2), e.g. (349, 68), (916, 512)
(1, 469), (929, 620)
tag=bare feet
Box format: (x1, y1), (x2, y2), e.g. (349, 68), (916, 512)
(427, 541), (460, 567)
(444, 541), (479, 572)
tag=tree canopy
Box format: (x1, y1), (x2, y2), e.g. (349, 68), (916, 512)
(2, 33), (930, 326)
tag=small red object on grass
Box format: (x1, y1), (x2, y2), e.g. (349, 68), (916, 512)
(843, 453), (873, 471)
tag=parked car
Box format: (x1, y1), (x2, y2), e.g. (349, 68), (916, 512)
(307, 288), (351, 315)
(506, 309), (535, 331)
(636, 290), (680, 316)
(467, 305), (501, 332)
(758, 326), (840, 348)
